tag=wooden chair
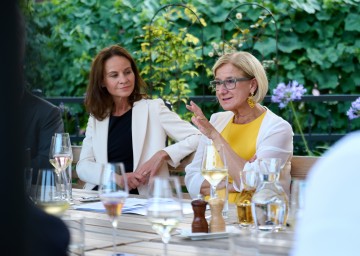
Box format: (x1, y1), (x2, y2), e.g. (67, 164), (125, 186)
(71, 145), (85, 189)
(168, 153), (195, 199)
(290, 155), (321, 180)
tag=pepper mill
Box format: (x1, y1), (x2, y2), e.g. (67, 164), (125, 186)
(191, 198), (208, 233)
(209, 197), (226, 233)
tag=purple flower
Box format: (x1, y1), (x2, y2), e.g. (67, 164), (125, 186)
(347, 97), (360, 120)
(271, 80), (307, 108)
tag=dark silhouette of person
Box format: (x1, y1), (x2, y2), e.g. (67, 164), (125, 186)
(0, 2), (70, 255)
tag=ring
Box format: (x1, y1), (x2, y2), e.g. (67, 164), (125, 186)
(198, 116), (206, 120)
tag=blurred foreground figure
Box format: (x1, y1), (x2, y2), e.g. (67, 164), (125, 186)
(291, 131), (360, 256)
(0, 2), (70, 255)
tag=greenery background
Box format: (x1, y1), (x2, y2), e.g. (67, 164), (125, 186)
(22, 0), (360, 155)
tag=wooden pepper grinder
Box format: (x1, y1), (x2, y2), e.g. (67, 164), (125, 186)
(191, 198), (208, 233)
(209, 197), (226, 233)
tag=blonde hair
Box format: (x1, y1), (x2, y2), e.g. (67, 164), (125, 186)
(212, 51), (268, 103)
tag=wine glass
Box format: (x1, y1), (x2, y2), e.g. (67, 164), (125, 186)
(99, 162), (129, 256)
(49, 133), (73, 201)
(49, 133), (73, 174)
(201, 143), (228, 200)
(33, 168), (70, 216)
(146, 177), (183, 256)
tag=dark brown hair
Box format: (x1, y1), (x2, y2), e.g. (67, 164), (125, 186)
(85, 45), (148, 120)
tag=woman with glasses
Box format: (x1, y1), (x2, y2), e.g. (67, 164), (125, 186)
(185, 51), (293, 202)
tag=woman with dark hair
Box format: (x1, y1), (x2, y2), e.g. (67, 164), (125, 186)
(77, 45), (201, 195)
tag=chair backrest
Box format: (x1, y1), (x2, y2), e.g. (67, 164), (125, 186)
(290, 155), (321, 180)
(168, 153), (195, 199)
(72, 145), (82, 164)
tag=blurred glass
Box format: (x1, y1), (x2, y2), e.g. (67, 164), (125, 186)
(34, 168), (70, 216)
(288, 179), (307, 230)
(62, 214), (85, 256)
(229, 229), (258, 256)
(236, 162), (259, 228)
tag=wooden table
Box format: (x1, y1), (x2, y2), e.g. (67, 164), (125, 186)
(69, 189), (295, 256)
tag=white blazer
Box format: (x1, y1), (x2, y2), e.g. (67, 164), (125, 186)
(185, 107), (294, 198)
(76, 99), (201, 195)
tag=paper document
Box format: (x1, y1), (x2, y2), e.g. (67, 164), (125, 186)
(74, 198), (193, 215)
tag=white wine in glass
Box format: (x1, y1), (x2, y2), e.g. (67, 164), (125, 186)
(34, 168), (70, 216)
(49, 133), (73, 174)
(146, 177), (183, 256)
(99, 163), (129, 256)
(49, 133), (73, 201)
(201, 143), (228, 199)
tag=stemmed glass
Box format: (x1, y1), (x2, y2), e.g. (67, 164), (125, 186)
(49, 133), (73, 174)
(33, 168), (70, 216)
(146, 177), (183, 256)
(201, 143), (228, 200)
(49, 133), (73, 201)
(99, 162), (129, 256)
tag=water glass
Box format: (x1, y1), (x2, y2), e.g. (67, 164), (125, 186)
(288, 179), (307, 230)
(62, 214), (85, 256)
(251, 158), (289, 232)
(65, 165), (73, 202)
(229, 228), (258, 256)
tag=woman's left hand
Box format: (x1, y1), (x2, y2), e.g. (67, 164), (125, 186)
(135, 150), (170, 184)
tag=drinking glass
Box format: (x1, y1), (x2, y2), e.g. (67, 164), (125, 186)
(34, 168), (70, 216)
(236, 162), (259, 228)
(49, 133), (73, 173)
(288, 178), (307, 230)
(251, 158), (289, 232)
(49, 133), (73, 201)
(146, 177), (183, 256)
(99, 163), (129, 256)
(201, 143), (228, 215)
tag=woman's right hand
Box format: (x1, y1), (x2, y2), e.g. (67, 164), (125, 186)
(186, 101), (218, 140)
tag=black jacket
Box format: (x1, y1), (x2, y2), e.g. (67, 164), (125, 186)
(21, 90), (64, 182)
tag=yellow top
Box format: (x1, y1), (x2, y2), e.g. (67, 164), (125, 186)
(206, 112), (266, 203)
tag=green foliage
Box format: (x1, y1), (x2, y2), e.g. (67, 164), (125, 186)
(137, 5), (205, 120)
(23, 0), (360, 154)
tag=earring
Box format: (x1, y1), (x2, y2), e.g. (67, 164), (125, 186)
(247, 92), (255, 108)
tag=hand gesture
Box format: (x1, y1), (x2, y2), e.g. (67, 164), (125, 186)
(186, 101), (218, 140)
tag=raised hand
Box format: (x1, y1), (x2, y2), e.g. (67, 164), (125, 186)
(186, 101), (218, 140)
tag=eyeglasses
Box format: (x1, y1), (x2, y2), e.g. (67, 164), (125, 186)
(209, 77), (253, 91)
